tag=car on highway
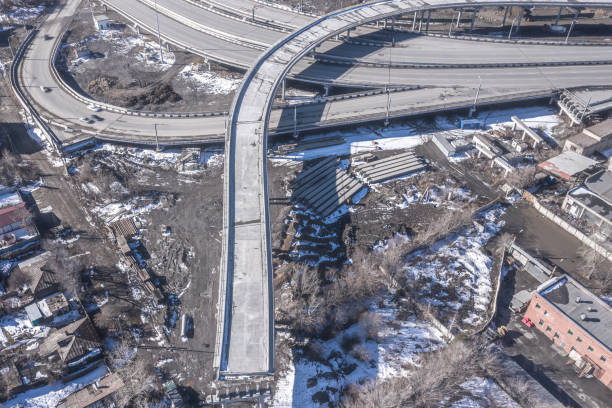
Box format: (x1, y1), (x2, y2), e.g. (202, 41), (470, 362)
(40, 86), (50, 92)
(87, 104), (101, 112)
(79, 116), (94, 124)
(91, 114), (104, 121)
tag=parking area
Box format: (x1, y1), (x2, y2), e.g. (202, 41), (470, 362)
(502, 317), (611, 408)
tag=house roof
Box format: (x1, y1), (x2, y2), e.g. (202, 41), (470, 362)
(93, 14), (110, 22)
(6, 252), (57, 295)
(39, 317), (101, 362)
(568, 171), (612, 223)
(38, 292), (69, 317)
(58, 373), (124, 408)
(110, 218), (138, 237)
(585, 118), (612, 140)
(25, 303), (42, 322)
(0, 189), (22, 210)
(0, 361), (21, 392)
(537, 275), (612, 353)
(586, 170), (612, 202)
(537, 151), (598, 180)
(0, 203), (26, 229)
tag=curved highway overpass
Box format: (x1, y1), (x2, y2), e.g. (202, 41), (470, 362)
(21, 0), (612, 150)
(216, 0), (612, 379)
(104, 0), (612, 83)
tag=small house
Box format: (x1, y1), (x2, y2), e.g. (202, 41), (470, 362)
(25, 303), (43, 326)
(6, 253), (58, 298)
(92, 14), (111, 31)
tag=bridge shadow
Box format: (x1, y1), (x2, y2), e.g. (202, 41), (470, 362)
(272, 156), (350, 270)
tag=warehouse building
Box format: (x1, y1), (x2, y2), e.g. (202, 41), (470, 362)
(523, 275), (612, 389)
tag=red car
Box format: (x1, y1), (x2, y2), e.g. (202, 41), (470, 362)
(521, 317), (534, 327)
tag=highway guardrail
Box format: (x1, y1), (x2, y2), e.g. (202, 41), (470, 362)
(137, 0), (269, 50)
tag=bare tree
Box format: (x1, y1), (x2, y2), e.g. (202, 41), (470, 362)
(109, 337), (158, 408)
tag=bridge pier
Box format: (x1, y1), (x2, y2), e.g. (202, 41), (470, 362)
(412, 12), (417, 30)
(554, 6), (563, 25)
(324, 84), (330, 97)
(457, 8), (462, 27)
(281, 79), (286, 101)
(470, 8), (479, 32)
(515, 8), (525, 33)
(501, 7), (509, 27)
(419, 10), (424, 32)
(426, 10), (431, 32)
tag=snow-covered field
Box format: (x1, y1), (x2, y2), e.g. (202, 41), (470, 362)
(0, 311), (49, 347)
(271, 105), (561, 162)
(448, 377), (521, 408)
(68, 29), (175, 71)
(405, 207), (505, 328)
(0, 5), (45, 26)
(180, 64), (242, 95)
(271, 299), (445, 407)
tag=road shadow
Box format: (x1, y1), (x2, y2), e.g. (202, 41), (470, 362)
(0, 122), (44, 154)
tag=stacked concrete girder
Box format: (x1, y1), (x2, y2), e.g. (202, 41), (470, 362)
(291, 159), (366, 217)
(353, 151), (428, 184)
(217, 0), (612, 380)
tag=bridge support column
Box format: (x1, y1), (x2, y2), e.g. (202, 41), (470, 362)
(554, 7), (563, 25)
(515, 8), (525, 33)
(457, 9), (462, 27)
(391, 16), (395, 32)
(426, 10), (431, 32)
(501, 7), (509, 27)
(384, 18), (388, 29)
(412, 12), (417, 30)
(324, 84), (330, 97)
(281, 79), (286, 101)
(346, 29), (350, 39)
(293, 105), (298, 138)
(136, 25), (140, 35)
(419, 11), (424, 32)
(470, 8), (479, 32)
(103, 4), (107, 12)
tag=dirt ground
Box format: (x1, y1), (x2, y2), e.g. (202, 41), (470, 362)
(57, 1), (241, 113)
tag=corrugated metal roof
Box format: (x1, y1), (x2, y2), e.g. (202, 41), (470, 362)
(537, 151), (598, 180)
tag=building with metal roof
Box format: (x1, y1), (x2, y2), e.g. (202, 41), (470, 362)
(537, 151), (599, 180)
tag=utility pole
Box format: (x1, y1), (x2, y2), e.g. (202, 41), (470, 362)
(470, 76), (481, 117)
(384, 86), (391, 127)
(154, 0), (164, 64)
(154, 123), (160, 151)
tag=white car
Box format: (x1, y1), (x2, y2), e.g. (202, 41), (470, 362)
(79, 117), (94, 124)
(87, 104), (101, 112)
(40, 86), (50, 92)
